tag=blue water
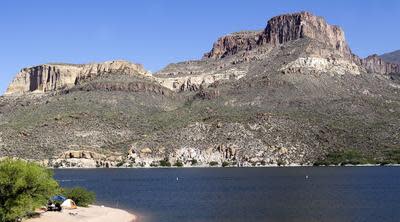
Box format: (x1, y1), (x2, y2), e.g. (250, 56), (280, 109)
(54, 167), (400, 222)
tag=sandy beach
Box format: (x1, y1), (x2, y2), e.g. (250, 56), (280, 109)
(25, 205), (136, 222)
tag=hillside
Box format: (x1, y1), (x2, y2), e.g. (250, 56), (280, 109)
(381, 50), (400, 64)
(1, 12), (400, 167)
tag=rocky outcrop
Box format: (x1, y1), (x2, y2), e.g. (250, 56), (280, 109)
(60, 150), (106, 159)
(258, 11), (351, 55)
(156, 72), (246, 92)
(204, 12), (351, 59)
(203, 31), (261, 59)
(5, 60), (151, 95)
(51, 150), (123, 168)
(280, 57), (362, 75)
(362, 54), (400, 75)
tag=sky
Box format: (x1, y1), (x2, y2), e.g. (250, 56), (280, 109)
(1, 0), (399, 95)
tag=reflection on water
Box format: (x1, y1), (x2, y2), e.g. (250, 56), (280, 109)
(55, 167), (400, 222)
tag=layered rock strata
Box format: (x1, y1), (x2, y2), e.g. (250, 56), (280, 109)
(5, 60), (151, 95)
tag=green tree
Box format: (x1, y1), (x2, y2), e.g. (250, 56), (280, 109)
(159, 158), (171, 167)
(174, 161), (183, 167)
(0, 159), (59, 222)
(62, 187), (96, 207)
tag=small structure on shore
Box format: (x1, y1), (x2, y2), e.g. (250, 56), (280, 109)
(61, 199), (77, 209)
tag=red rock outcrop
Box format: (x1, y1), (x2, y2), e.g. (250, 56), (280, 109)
(203, 31), (261, 59)
(204, 12), (352, 59)
(258, 11), (351, 55)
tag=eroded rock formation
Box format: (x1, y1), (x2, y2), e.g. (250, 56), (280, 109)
(204, 11), (351, 59)
(258, 11), (351, 55)
(5, 60), (150, 95)
(203, 31), (261, 59)
(362, 54), (400, 75)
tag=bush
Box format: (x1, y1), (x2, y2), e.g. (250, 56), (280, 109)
(62, 187), (96, 207)
(381, 149), (400, 164)
(116, 161), (125, 167)
(150, 162), (159, 167)
(191, 159), (198, 166)
(315, 150), (370, 166)
(209, 161), (219, 166)
(222, 161), (229, 167)
(0, 159), (59, 222)
(159, 158), (171, 167)
(174, 161), (183, 167)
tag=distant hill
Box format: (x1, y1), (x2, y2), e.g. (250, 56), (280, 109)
(380, 50), (400, 64)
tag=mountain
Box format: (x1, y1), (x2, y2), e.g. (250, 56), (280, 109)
(380, 50), (400, 64)
(1, 12), (400, 168)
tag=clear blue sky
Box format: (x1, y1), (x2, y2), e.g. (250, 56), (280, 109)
(1, 0), (399, 95)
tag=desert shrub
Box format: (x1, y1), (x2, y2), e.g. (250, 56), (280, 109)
(62, 187), (96, 207)
(0, 159), (59, 222)
(159, 158), (171, 167)
(315, 150), (371, 166)
(150, 162), (159, 167)
(191, 159), (198, 166)
(209, 161), (219, 166)
(222, 161), (229, 167)
(116, 161), (125, 167)
(174, 161), (183, 167)
(381, 149), (400, 164)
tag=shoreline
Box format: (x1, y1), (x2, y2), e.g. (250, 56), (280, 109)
(50, 163), (400, 169)
(25, 205), (137, 222)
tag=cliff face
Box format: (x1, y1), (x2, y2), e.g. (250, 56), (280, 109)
(203, 31), (261, 59)
(259, 12), (350, 55)
(162, 11), (364, 90)
(362, 54), (400, 75)
(5, 64), (81, 95)
(204, 12), (351, 59)
(5, 60), (150, 95)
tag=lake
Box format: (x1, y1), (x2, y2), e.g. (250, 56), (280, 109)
(55, 167), (400, 222)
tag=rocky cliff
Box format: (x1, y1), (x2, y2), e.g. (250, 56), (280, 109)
(158, 11), (364, 91)
(204, 12), (351, 59)
(362, 54), (400, 75)
(258, 11), (351, 55)
(5, 60), (151, 95)
(203, 31), (261, 59)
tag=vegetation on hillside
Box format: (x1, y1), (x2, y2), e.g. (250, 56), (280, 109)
(314, 148), (400, 166)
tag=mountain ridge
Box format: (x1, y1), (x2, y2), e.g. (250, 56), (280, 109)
(380, 50), (400, 64)
(1, 11), (400, 168)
